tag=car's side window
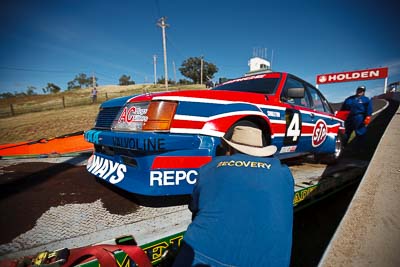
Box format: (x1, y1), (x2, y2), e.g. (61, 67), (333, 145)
(320, 94), (333, 114)
(307, 86), (327, 112)
(281, 77), (311, 108)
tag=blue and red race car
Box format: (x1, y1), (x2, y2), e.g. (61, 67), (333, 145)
(84, 72), (345, 196)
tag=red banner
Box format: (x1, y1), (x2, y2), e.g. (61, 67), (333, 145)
(316, 67), (388, 85)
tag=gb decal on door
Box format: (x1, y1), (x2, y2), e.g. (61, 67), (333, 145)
(312, 119), (328, 147)
(284, 109), (302, 145)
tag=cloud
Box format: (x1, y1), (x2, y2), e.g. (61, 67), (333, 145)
(382, 59), (400, 78)
(11, 34), (151, 79)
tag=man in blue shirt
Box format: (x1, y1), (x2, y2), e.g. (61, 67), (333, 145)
(173, 126), (294, 267)
(341, 86), (373, 145)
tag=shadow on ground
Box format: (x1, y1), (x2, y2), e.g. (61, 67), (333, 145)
(290, 98), (399, 267)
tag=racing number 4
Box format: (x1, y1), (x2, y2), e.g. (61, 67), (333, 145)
(287, 113), (300, 141)
(284, 110), (302, 145)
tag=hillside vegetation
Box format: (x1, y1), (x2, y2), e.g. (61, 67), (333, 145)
(0, 84), (206, 144)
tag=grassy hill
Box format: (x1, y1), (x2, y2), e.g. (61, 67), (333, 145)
(0, 84), (206, 144)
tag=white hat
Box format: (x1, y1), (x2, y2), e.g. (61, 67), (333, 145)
(222, 126), (277, 157)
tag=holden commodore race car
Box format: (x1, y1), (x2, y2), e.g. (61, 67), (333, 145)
(84, 72), (345, 196)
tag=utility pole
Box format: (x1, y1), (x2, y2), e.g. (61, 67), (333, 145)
(172, 61), (177, 84)
(200, 56), (204, 85)
(92, 72), (96, 88)
(157, 17), (169, 90)
(153, 55), (157, 85)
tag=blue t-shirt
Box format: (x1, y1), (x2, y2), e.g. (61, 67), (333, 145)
(342, 95), (372, 117)
(183, 153), (294, 266)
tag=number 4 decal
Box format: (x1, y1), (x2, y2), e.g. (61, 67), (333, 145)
(284, 109), (302, 145)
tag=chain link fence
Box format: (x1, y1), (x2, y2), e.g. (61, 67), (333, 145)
(0, 84), (206, 118)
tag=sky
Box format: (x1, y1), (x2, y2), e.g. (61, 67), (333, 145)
(0, 0), (399, 102)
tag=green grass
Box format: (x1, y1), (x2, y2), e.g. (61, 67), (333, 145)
(0, 84), (205, 117)
(0, 84), (206, 144)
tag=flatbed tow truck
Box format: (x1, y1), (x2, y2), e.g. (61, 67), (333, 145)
(0, 97), (393, 266)
(67, 158), (367, 266)
(0, 156), (366, 266)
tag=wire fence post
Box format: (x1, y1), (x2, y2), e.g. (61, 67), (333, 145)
(10, 104), (15, 116)
(62, 96), (66, 108)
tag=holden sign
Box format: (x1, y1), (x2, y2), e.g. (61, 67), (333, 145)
(316, 67), (388, 85)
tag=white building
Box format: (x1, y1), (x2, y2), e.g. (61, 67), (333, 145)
(245, 57), (271, 76)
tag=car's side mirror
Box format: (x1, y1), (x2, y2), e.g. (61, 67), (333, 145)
(287, 87), (305, 98)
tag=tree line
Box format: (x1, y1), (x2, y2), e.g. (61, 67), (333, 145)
(0, 57), (218, 99)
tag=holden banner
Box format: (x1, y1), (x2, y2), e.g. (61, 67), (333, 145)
(315, 67), (389, 93)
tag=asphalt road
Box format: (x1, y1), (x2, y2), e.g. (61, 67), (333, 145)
(0, 97), (397, 266)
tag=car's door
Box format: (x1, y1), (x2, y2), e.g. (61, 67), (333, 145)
(280, 76), (313, 154)
(305, 84), (336, 152)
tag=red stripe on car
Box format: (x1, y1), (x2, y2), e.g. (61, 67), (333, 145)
(151, 156), (212, 169)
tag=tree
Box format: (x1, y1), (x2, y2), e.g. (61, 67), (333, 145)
(67, 73), (98, 89)
(178, 79), (193, 85)
(43, 83), (61, 94)
(76, 73), (89, 87)
(0, 92), (14, 99)
(119, 74), (135, 86)
(157, 76), (175, 85)
(67, 80), (79, 90)
(26, 86), (37, 96)
(179, 57), (218, 84)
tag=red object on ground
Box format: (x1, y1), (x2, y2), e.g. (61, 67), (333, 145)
(335, 110), (350, 121)
(0, 133), (93, 157)
(65, 245), (152, 267)
(0, 244), (152, 267)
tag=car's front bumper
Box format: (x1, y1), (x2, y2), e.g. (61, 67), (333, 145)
(84, 129), (217, 196)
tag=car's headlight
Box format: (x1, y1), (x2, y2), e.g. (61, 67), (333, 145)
(111, 101), (177, 132)
(142, 101), (177, 131)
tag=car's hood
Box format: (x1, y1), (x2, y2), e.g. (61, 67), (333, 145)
(126, 89), (275, 105)
(100, 94), (140, 108)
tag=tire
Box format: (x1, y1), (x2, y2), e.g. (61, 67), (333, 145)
(314, 133), (344, 164)
(333, 133), (344, 159)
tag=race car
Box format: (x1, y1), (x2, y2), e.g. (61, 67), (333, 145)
(84, 72), (345, 196)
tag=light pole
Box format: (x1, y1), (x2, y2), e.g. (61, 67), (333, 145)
(153, 55), (157, 85)
(157, 17), (169, 90)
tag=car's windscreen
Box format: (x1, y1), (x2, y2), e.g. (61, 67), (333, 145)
(212, 77), (280, 94)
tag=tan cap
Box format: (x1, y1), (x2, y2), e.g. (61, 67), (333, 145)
(222, 126), (277, 157)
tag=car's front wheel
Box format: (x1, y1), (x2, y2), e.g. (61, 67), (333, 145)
(314, 133), (344, 164)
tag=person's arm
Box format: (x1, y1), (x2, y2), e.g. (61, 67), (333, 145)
(189, 181), (200, 220)
(363, 98), (373, 125)
(366, 98), (373, 116)
(280, 162), (295, 189)
(340, 97), (351, 111)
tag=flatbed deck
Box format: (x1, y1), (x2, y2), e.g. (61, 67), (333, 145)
(0, 157), (366, 261)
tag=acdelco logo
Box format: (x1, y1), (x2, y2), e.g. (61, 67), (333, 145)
(118, 106), (148, 123)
